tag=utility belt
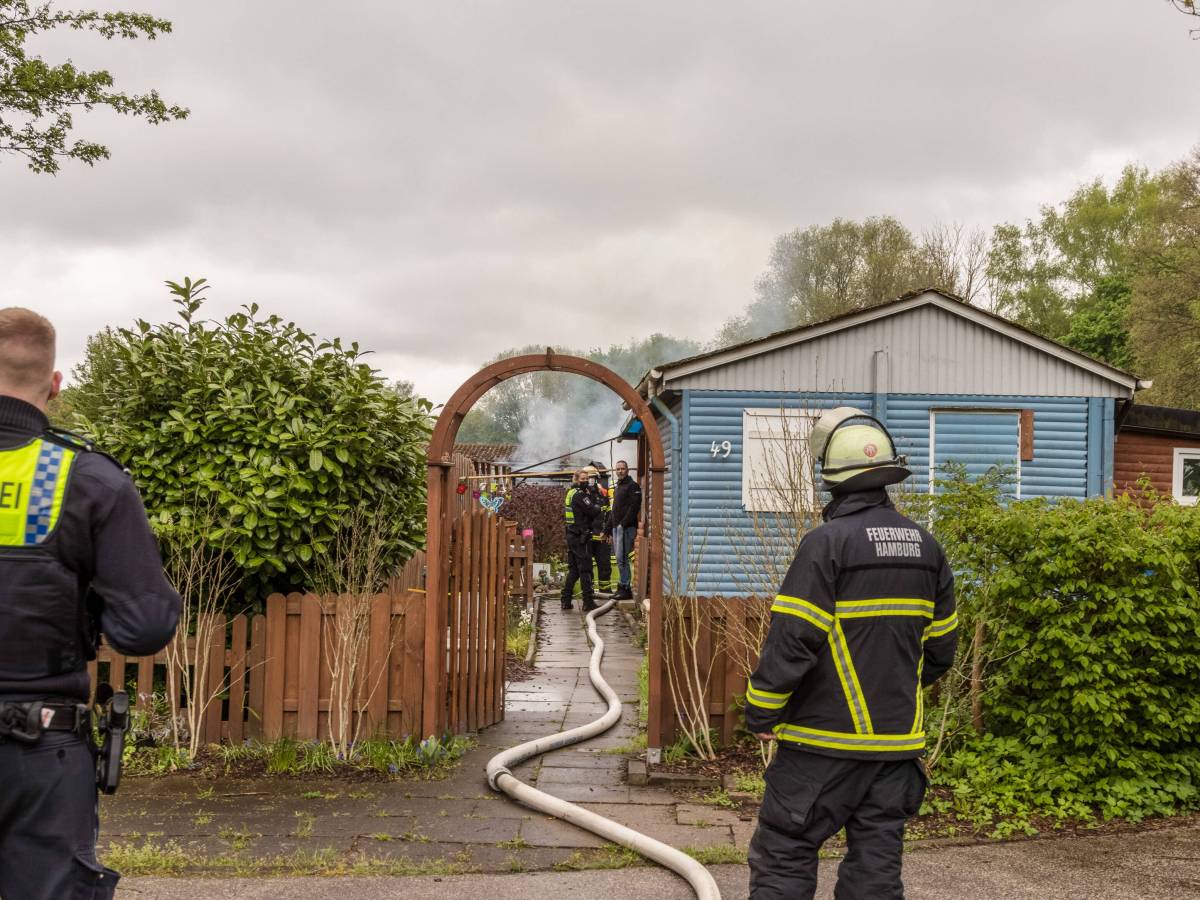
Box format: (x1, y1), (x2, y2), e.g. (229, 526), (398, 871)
(0, 688), (129, 794)
(0, 699), (90, 743)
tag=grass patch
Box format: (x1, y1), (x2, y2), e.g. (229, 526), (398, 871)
(506, 602), (535, 658)
(732, 770), (766, 799)
(101, 841), (477, 877)
(128, 734), (476, 782)
(699, 788), (738, 810)
(684, 845), (748, 865)
(291, 812), (316, 838)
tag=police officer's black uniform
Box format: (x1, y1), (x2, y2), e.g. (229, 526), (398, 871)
(0, 395), (181, 900)
(745, 487), (958, 900)
(560, 480), (601, 611)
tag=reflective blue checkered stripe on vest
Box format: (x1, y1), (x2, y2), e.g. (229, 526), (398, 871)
(25, 442), (69, 543)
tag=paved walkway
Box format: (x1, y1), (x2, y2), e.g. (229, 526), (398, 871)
(122, 825), (1200, 898)
(110, 602), (1200, 898)
(104, 601), (745, 886)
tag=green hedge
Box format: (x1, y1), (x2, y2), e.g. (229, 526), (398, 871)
(924, 472), (1200, 828)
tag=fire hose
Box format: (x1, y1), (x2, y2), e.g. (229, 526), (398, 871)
(486, 600), (722, 900)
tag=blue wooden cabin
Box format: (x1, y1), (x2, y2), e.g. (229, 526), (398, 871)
(629, 289), (1147, 596)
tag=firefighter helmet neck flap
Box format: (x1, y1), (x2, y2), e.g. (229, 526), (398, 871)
(810, 406), (910, 494)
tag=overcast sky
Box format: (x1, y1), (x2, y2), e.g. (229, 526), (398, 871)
(3, 1), (1198, 405)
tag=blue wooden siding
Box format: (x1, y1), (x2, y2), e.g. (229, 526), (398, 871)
(678, 390), (1111, 596)
(886, 394), (1100, 499)
(683, 391), (871, 595)
(651, 395), (681, 582)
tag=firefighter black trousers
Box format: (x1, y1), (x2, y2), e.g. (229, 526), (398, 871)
(560, 529), (594, 607)
(0, 730), (118, 899)
(748, 747), (927, 900)
(590, 537), (612, 591)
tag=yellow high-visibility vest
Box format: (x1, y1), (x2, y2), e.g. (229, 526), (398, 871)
(0, 439), (76, 546)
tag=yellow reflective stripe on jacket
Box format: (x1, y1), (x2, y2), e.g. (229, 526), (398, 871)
(829, 618), (873, 734)
(774, 724), (926, 753)
(564, 487), (577, 523)
(746, 682), (791, 711)
(0, 439), (76, 546)
(911, 656), (925, 734)
(770, 595), (833, 633)
(835, 598), (935, 619)
(924, 611), (958, 640)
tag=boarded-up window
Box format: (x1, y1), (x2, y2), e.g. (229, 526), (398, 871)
(1175, 449), (1200, 506)
(930, 410), (1021, 498)
(742, 409), (816, 512)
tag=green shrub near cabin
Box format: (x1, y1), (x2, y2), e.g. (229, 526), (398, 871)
(921, 470), (1200, 830)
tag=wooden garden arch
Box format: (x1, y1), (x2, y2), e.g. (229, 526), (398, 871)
(423, 351), (667, 747)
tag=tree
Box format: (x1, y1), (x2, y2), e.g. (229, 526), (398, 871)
(718, 217), (989, 345)
(986, 166), (1165, 338)
(1061, 276), (1135, 369)
(1167, 0), (1199, 37)
(0, 1), (187, 173)
(67, 277), (433, 601)
(1129, 149), (1200, 409)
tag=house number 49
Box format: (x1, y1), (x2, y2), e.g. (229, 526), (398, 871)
(710, 440), (732, 459)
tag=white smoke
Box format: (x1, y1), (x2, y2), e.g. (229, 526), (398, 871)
(514, 392), (626, 471)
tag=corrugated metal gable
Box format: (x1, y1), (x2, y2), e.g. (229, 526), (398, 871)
(670, 305), (1130, 398)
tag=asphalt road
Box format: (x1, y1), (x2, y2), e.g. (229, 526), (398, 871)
(118, 823), (1200, 899)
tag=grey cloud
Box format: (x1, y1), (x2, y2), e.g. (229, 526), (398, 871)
(3, 0), (1199, 402)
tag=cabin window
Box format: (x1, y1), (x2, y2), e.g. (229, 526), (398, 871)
(742, 409), (816, 512)
(1175, 449), (1200, 506)
(930, 409), (1021, 497)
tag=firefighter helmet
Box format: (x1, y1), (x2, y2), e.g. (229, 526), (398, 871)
(810, 406), (910, 493)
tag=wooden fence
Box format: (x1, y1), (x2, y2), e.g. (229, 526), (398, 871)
(93, 512), (529, 745)
(655, 596), (772, 746)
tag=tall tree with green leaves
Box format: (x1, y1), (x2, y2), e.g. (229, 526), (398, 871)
(1130, 148), (1200, 409)
(986, 166), (1165, 339)
(0, 0), (187, 173)
(718, 217), (989, 345)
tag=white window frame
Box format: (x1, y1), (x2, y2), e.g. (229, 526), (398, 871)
(928, 408), (1022, 498)
(742, 408), (816, 512)
(1173, 448), (1200, 506)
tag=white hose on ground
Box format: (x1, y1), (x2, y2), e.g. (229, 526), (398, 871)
(486, 599), (722, 900)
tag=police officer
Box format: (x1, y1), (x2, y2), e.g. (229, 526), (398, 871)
(560, 468), (602, 612)
(0, 308), (182, 900)
(746, 407), (958, 900)
(585, 463), (614, 595)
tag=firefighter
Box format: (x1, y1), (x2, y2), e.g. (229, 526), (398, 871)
(746, 406), (958, 900)
(560, 468), (602, 612)
(585, 463), (614, 595)
(0, 308), (182, 899)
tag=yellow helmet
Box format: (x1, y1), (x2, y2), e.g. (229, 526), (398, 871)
(810, 406), (910, 493)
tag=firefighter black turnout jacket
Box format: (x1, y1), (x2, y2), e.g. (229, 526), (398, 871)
(745, 488), (957, 760)
(0, 395), (181, 703)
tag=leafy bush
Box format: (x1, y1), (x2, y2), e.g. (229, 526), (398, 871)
(926, 470), (1200, 828)
(66, 278), (432, 601)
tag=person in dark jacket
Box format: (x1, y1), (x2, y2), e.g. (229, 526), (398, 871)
(560, 469), (602, 612)
(609, 459), (641, 600)
(746, 407), (957, 900)
(0, 308), (181, 900)
(584, 464), (614, 594)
